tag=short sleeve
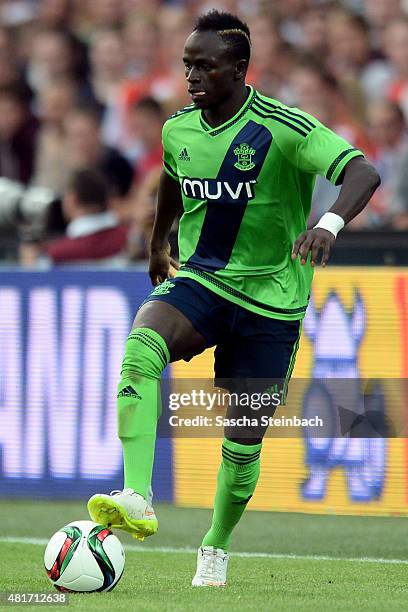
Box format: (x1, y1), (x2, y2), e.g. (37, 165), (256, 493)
(271, 107), (364, 185)
(162, 122), (178, 180)
(295, 122), (364, 185)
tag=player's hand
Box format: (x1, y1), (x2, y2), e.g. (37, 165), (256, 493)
(291, 228), (335, 267)
(149, 243), (179, 286)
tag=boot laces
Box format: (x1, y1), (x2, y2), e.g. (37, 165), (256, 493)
(109, 488), (135, 497)
(199, 548), (224, 579)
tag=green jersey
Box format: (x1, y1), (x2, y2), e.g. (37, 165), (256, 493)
(162, 86), (363, 320)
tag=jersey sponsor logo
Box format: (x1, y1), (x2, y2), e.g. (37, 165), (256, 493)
(233, 143), (256, 171)
(178, 147), (190, 161)
(181, 177), (257, 201)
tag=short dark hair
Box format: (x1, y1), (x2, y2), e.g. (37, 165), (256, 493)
(67, 168), (108, 210)
(194, 9), (251, 63)
(0, 82), (32, 108)
(66, 106), (102, 127)
(134, 96), (163, 119)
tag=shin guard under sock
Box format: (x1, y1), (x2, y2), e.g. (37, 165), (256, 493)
(117, 328), (169, 499)
(202, 438), (262, 551)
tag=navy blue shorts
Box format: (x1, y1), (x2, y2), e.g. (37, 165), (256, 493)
(145, 277), (301, 386)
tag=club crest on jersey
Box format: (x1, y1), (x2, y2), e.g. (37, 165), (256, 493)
(233, 143), (256, 171)
(151, 279), (175, 296)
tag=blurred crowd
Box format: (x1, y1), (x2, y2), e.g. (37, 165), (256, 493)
(0, 0), (408, 266)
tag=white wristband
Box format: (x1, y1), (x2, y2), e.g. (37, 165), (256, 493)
(314, 212), (345, 238)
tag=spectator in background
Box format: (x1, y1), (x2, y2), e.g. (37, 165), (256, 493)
(37, 0), (73, 30)
(0, 0), (37, 27)
(63, 107), (134, 207)
(96, 3), (193, 131)
(155, 6), (194, 111)
(20, 168), (129, 265)
(247, 14), (295, 99)
(0, 26), (13, 60)
(83, 0), (124, 33)
(351, 100), (408, 229)
(0, 26), (26, 89)
(326, 9), (373, 123)
(103, 15), (164, 151)
(299, 6), (328, 63)
(364, 0), (403, 51)
(384, 18), (408, 121)
(288, 61), (372, 152)
(327, 9), (372, 78)
(124, 0), (165, 20)
(31, 79), (77, 192)
(271, 0), (310, 45)
(0, 84), (39, 184)
(126, 97), (165, 259)
(128, 96), (164, 180)
(127, 165), (162, 261)
(124, 14), (160, 79)
(27, 28), (78, 93)
(288, 61), (374, 226)
(0, 54), (25, 92)
(0, 55), (22, 90)
(88, 28), (126, 111)
(31, 104), (134, 214)
(392, 151), (408, 231)
(26, 27), (92, 107)
(0, 0), (408, 265)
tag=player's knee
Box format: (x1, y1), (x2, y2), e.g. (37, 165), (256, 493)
(121, 327), (170, 380)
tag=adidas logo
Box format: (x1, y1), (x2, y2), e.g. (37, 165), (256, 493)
(178, 147), (190, 161)
(117, 385), (142, 400)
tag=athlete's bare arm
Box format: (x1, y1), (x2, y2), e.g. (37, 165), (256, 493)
(149, 171), (183, 286)
(134, 170), (208, 361)
(292, 156), (381, 267)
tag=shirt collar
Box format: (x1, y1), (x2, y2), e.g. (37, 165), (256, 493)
(66, 211), (119, 238)
(199, 85), (255, 136)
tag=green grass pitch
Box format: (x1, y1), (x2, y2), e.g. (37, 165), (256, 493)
(1, 500), (408, 611)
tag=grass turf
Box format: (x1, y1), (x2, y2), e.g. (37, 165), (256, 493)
(1, 501), (408, 611)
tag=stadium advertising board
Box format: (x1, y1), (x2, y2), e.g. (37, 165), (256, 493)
(0, 270), (173, 500)
(172, 268), (408, 515)
(0, 268), (407, 515)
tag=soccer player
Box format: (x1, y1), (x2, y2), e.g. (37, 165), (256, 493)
(88, 10), (380, 586)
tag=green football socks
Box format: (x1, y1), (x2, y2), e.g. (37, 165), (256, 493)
(117, 328), (169, 500)
(202, 438), (262, 551)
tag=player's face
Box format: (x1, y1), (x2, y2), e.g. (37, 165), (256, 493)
(183, 31), (242, 109)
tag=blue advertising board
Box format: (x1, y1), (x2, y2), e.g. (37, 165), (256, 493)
(0, 269), (173, 501)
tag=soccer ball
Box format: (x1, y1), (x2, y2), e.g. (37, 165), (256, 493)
(44, 520), (125, 593)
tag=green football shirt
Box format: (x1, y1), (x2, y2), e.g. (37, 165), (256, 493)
(162, 86), (363, 320)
